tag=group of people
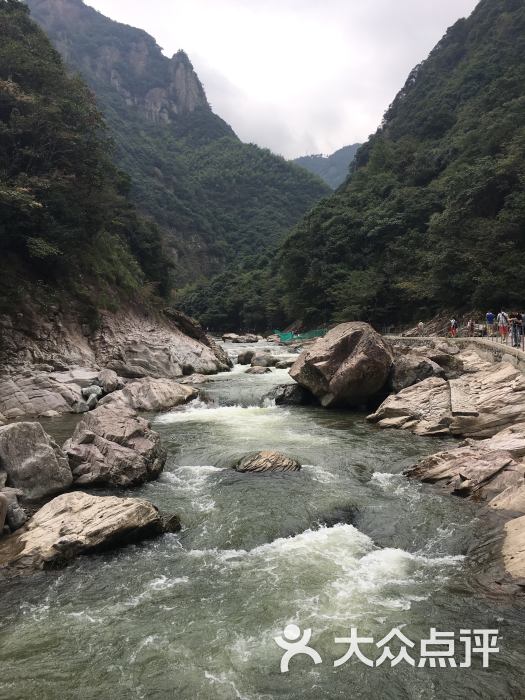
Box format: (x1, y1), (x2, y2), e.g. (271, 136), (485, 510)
(416, 312), (525, 348)
(486, 309), (525, 347)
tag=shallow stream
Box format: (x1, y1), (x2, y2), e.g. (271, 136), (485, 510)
(1, 342), (525, 700)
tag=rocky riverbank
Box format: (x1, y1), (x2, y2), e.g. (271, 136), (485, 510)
(0, 298), (232, 578)
(285, 324), (525, 597)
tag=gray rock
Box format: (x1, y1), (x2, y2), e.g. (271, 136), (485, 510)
(266, 384), (318, 406)
(98, 368), (119, 393)
(0, 492), (164, 578)
(275, 358), (295, 369)
(63, 403), (167, 488)
(0, 422), (73, 501)
(86, 394), (98, 410)
(99, 377), (198, 412)
(162, 514), (182, 533)
(251, 353), (279, 367)
(71, 400), (90, 414)
(237, 350), (256, 365)
(236, 450), (301, 473)
(245, 366), (272, 375)
(389, 355), (446, 393)
(82, 385), (103, 399)
(289, 322), (394, 408)
(6, 502), (27, 531)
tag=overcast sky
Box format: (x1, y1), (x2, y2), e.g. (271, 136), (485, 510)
(86, 0), (479, 159)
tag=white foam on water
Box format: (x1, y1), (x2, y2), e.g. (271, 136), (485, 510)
(302, 464), (338, 482)
(204, 671), (256, 700)
(149, 575), (189, 590)
(155, 404), (280, 425)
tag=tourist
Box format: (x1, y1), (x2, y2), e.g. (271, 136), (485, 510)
(450, 316), (458, 337)
(467, 318), (475, 337)
(522, 312), (525, 347)
(509, 309), (522, 347)
(486, 309), (495, 337)
(417, 321), (424, 337)
(497, 308), (509, 342)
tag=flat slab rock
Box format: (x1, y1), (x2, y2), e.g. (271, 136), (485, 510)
(236, 450), (301, 473)
(367, 362), (525, 438)
(0, 492), (164, 578)
(404, 422), (525, 583)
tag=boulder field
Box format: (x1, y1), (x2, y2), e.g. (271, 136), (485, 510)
(0, 301), (231, 420)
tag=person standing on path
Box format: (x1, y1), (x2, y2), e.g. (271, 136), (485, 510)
(417, 321), (424, 337)
(450, 317), (458, 337)
(486, 310), (495, 337)
(509, 310), (522, 347)
(521, 311), (525, 348)
(467, 318), (475, 337)
(497, 309), (509, 342)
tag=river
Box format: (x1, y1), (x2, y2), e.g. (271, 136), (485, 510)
(1, 341), (525, 700)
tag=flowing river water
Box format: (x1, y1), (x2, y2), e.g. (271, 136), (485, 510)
(1, 341), (525, 700)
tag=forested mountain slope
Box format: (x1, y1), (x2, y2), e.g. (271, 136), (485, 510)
(0, 0), (173, 321)
(281, 0), (525, 328)
(24, 0), (331, 286)
(293, 144), (361, 189)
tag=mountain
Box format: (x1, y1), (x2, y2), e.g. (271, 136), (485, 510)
(293, 144), (361, 189)
(23, 0), (331, 287)
(0, 0), (173, 323)
(280, 0), (525, 328)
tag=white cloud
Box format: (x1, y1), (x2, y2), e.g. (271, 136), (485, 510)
(86, 0), (480, 158)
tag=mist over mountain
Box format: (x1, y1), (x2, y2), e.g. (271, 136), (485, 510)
(23, 0), (330, 287)
(293, 144), (361, 189)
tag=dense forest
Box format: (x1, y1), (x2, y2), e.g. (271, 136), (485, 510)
(182, 0), (525, 331)
(24, 0), (331, 287)
(280, 0), (525, 329)
(0, 0), (173, 319)
(293, 144), (362, 189)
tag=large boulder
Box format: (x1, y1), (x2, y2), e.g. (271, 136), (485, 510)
(265, 384), (318, 406)
(408, 346), (464, 377)
(367, 362), (525, 438)
(250, 353), (279, 367)
(222, 333), (239, 342)
(245, 366), (272, 375)
(237, 350), (256, 365)
(99, 377), (197, 412)
(63, 404), (167, 487)
(235, 450), (301, 473)
(0, 423), (72, 501)
(0, 492), (164, 578)
(0, 373), (91, 418)
(289, 322), (394, 408)
(389, 355), (445, 392)
(98, 368), (119, 393)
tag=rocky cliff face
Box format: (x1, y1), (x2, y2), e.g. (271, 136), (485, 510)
(24, 0), (209, 122)
(0, 294), (230, 419)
